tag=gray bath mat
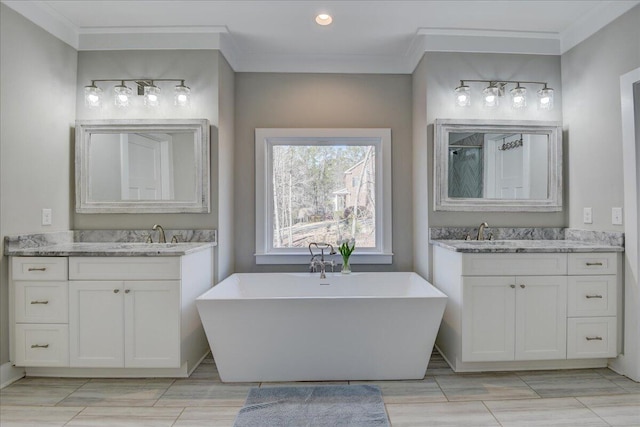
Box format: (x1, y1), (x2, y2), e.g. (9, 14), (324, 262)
(233, 384), (390, 427)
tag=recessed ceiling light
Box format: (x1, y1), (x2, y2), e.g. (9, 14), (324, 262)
(315, 13), (333, 26)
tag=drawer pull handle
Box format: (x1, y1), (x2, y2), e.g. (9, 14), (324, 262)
(114, 289), (120, 293)
(30, 344), (49, 349)
(586, 336), (603, 341)
(586, 295), (603, 299)
(586, 262), (603, 266)
(510, 284), (515, 289)
(520, 284), (526, 289)
(27, 267), (47, 272)
(30, 300), (49, 305)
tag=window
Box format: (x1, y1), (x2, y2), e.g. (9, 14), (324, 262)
(255, 128), (392, 264)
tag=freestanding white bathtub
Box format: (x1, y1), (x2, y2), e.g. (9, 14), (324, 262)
(196, 272), (447, 382)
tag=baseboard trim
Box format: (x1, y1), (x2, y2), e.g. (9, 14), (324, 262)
(25, 363), (189, 378)
(1, 362), (25, 389)
(434, 345), (610, 372)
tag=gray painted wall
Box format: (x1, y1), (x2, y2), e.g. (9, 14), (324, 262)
(413, 52), (563, 280)
(0, 4), (78, 365)
(422, 52), (564, 228)
(412, 56), (429, 280)
(216, 55), (235, 282)
(74, 49), (237, 283)
(234, 73), (413, 273)
(74, 50), (220, 231)
(562, 5), (640, 231)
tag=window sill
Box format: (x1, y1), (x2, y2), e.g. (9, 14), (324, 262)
(255, 252), (393, 265)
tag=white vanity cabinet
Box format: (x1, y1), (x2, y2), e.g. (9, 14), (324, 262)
(11, 257), (69, 367)
(462, 275), (567, 362)
(68, 258), (181, 368)
(433, 247), (620, 372)
(9, 246), (213, 377)
(566, 252), (618, 359)
(69, 279), (180, 368)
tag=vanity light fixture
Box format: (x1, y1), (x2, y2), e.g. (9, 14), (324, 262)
(315, 13), (333, 25)
(84, 82), (103, 109)
(83, 78), (191, 109)
(510, 83), (527, 110)
(143, 82), (160, 107)
(113, 81), (132, 108)
(482, 83), (502, 108)
(454, 79), (554, 110)
(537, 84), (554, 110)
(454, 82), (471, 107)
(174, 80), (191, 107)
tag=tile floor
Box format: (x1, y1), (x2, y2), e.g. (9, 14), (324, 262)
(1, 352), (639, 426)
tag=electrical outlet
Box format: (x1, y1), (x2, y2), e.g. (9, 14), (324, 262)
(612, 207), (623, 225)
(583, 207), (593, 224)
(41, 208), (52, 226)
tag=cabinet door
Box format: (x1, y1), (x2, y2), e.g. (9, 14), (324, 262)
(124, 281), (180, 368)
(462, 276), (516, 362)
(515, 276), (567, 360)
(69, 281), (124, 367)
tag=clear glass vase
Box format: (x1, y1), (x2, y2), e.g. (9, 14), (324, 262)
(341, 259), (351, 274)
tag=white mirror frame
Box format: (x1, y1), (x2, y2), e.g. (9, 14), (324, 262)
(434, 119), (562, 212)
(75, 119), (210, 213)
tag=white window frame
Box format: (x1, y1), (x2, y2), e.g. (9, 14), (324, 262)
(255, 128), (393, 265)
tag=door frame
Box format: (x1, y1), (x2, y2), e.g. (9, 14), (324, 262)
(614, 67), (640, 381)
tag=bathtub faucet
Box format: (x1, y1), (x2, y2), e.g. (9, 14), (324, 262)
(309, 242), (336, 279)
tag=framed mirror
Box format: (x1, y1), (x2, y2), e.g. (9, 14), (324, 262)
(434, 119), (562, 212)
(76, 119), (210, 213)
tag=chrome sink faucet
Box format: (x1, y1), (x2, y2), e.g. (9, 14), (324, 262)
(309, 242), (336, 279)
(152, 224), (166, 243)
(476, 222), (489, 241)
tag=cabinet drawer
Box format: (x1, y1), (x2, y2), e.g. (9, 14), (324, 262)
(568, 276), (616, 317)
(567, 317), (617, 359)
(15, 282), (68, 323)
(14, 324), (69, 367)
(69, 257), (180, 280)
(462, 253), (567, 276)
(568, 253), (617, 275)
(12, 257), (67, 281)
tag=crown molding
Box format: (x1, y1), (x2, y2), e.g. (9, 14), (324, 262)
(2, 0), (79, 48)
(3, 0), (638, 74)
(77, 26), (228, 50)
(416, 28), (561, 56)
(231, 52), (413, 74)
(560, 0), (640, 53)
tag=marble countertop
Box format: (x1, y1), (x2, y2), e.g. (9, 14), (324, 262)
(5, 241), (215, 257)
(430, 239), (624, 253)
(4, 230), (217, 257)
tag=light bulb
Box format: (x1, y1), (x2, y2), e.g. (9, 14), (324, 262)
(537, 86), (554, 110)
(454, 83), (470, 107)
(114, 82), (132, 108)
(510, 84), (527, 110)
(483, 85), (500, 108)
(315, 13), (333, 25)
(144, 84), (160, 107)
(174, 81), (191, 107)
(84, 84), (102, 109)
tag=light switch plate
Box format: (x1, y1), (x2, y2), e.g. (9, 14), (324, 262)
(41, 208), (52, 226)
(583, 207), (592, 224)
(612, 207), (623, 225)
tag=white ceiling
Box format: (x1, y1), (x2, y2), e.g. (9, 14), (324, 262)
(3, 0), (639, 73)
